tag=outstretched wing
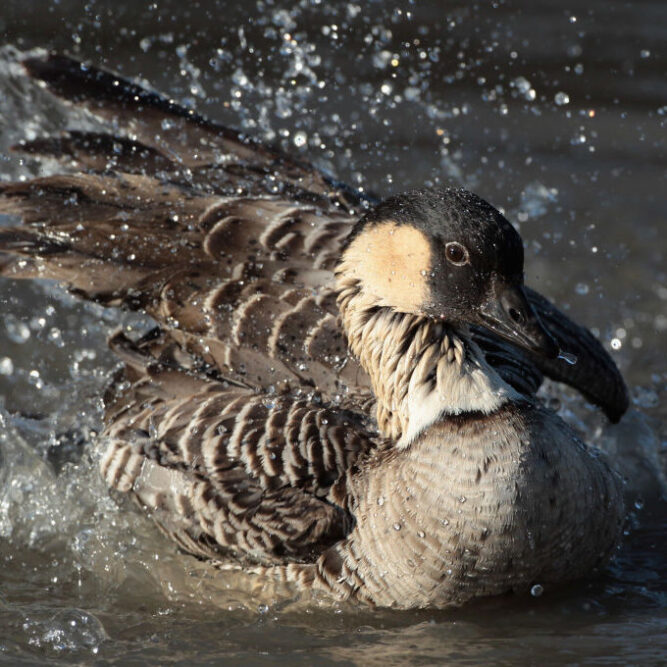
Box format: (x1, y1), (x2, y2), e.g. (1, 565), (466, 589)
(0, 171), (367, 400)
(20, 53), (364, 208)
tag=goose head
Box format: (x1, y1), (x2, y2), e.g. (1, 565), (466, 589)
(338, 187), (559, 359)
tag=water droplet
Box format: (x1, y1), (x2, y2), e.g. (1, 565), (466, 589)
(377, 496), (385, 506)
(372, 50), (392, 69)
(632, 386), (659, 408)
(47, 327), (64, 347)
(393, 522), (402, 531)
(610, 338), (622, 350)
(28, 369), (43, 389)
(634, 498), (644, 510)
(293, 131), (307, 147)
(558, 350), (578, 365)
(0, 357), (14, 375)
(404, 86), (420, 102)
(530, 584), (544, 597)
(30, 316), (46, 331)
(458, 496), (467, 504)
(417, 530), (425, 539)
(5, 314), (30, 343)
(554, 91), (570, 106)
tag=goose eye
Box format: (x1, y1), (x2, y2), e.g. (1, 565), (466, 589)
(445, 242), (469, 266)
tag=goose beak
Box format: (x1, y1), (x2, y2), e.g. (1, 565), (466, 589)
(478, 282), (559, 359)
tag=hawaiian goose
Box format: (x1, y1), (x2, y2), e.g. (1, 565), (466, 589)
(0, 55), (628, 609)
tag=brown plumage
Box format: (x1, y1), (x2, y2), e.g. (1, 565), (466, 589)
(0, 54), (627, 609)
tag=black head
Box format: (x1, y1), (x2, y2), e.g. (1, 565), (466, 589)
(339, 187), (558, 358)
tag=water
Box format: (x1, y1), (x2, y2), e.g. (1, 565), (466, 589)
(1, 1), (666, 663)
(557, 350), (578, 366)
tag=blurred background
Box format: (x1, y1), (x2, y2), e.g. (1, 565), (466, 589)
(0, 1), (665, 664)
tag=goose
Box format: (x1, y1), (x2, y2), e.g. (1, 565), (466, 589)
(0, 54), (627, 609)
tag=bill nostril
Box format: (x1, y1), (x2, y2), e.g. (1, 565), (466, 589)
(509, 307), (524, 324)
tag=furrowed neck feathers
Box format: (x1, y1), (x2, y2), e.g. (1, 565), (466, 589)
(336, 273), (520, 447)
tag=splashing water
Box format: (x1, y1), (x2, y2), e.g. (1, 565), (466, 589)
(557, 350), (578, 366)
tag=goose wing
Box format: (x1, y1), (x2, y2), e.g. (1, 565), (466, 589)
(19, 53), (362, 208)
(0, 170), (370, 402)
(99, 331), (377, 564)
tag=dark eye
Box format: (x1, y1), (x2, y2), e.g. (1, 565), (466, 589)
(445, 242), (469, 266)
